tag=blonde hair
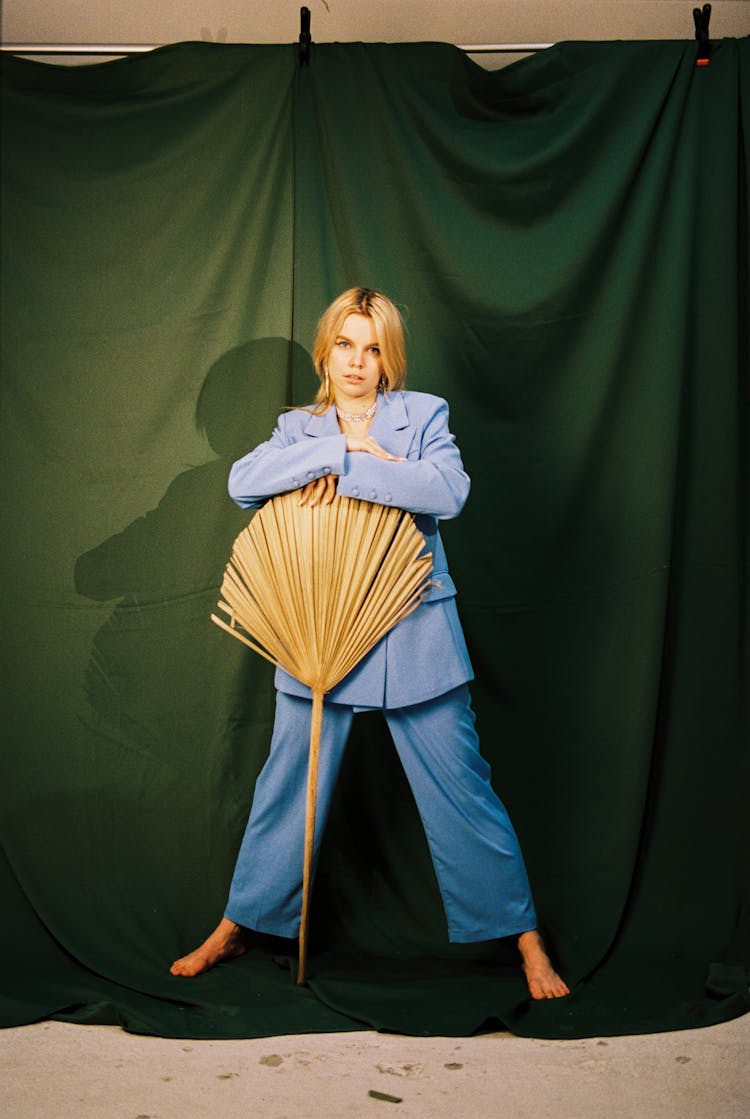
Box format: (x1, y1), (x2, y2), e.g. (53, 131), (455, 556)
(310, 288), (407, 410)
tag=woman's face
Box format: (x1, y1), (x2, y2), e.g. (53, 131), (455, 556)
(327, 313), (383, 406)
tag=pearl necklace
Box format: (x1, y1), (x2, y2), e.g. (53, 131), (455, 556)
(335, 399), (377, 423)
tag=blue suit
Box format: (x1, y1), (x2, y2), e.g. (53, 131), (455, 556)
(224, 391), (537, 941)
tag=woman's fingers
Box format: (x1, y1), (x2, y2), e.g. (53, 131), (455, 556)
(299, 480), (316, 506)
(299, 474), (339, 507)
(346, 435), (405, 461)
(320, 474), (338, 504)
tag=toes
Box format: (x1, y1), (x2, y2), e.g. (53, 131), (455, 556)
(525, 969), (570, 1000)
(169, 953), (206, 977)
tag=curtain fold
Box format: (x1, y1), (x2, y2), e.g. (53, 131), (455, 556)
(1, 38), (747, 1039)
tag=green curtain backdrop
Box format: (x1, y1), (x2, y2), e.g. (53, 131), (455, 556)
(0, 38), (747, 1039)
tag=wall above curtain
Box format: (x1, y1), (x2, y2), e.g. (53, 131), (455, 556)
(4, 0), (750, 69)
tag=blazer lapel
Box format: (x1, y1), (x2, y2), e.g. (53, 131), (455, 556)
(302, 407), (340, 438)
(369, 393), (414, 459)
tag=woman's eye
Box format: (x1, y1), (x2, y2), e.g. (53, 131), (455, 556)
(337, 340), (350, 348)
(369, 347), (380, 355)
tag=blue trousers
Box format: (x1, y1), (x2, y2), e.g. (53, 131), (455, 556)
(225, 684), (537, 942)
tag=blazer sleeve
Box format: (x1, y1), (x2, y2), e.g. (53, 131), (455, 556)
(227, 415), (348, 509)
(337, 397), (470, 520)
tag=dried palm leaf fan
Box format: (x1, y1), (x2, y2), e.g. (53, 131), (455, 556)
(211, 490), (433, 983)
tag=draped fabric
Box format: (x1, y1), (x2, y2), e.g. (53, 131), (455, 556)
(0, 38), (747, 1039)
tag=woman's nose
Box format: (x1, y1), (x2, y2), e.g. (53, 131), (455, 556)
(349, 351), (363, 368)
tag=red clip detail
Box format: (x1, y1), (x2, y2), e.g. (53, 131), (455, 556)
(696, 58), (710, 67)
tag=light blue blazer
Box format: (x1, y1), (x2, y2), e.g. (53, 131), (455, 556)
(227, 390), (474, 708)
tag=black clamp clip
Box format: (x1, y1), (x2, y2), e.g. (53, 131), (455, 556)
(693, 3), (712, 67)
(299, 7), (312, 66)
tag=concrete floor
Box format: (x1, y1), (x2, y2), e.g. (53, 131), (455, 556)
(2, 1013), (748, 1119)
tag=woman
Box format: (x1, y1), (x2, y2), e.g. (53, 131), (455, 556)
(171, 288), (569, 1000)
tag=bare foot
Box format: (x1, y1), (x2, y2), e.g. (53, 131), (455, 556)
(518, 930), (570, 1000)
(170, 917), (248, 977)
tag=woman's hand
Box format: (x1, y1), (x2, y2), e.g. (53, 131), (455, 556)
(299, 474), (338, 507)
(345, 434), (405, 461)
